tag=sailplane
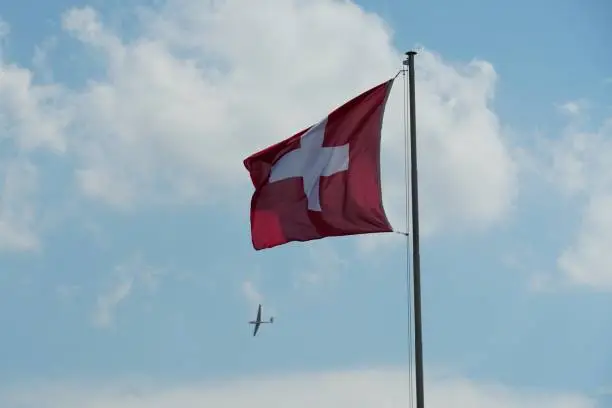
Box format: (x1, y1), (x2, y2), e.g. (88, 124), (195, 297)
(249, 304), (273, 336)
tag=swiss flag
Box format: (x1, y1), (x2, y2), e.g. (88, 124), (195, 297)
(244, 79), (395, 250)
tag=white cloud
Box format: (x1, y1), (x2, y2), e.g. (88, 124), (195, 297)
(534, 101), (612, 291)
(93, 255), (162, 328)
(32, 37), (58, 83)
(60, 0), (516, 234)
(0, 20), (70, 251)
(0, 0), (518, 250)
(558, 193), (612, 290)
(0, 159), (40, 251)
(93, 278), (133, 328)
(0, 61), (69, 153)
(241, 274), (283, 322)
(241, 279), (264, 310)
(59, 2), (400, 209)
(403, 51), (518, 236)
(293, 242), (348, 287)
(557, 100), (585, 117)
(0, 369), (597, 408)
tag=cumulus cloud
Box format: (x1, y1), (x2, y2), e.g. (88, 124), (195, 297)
(0, 369), (597, 408)
(0, 59), (69, 153)
(534, 101), (612, 291)
(63, 1), (517, 233)
(0, 0), (518, 251)
(58, 2), (399, 209)
(405, 51), (517, 235)
(558, 192), (612, 290)
(0, 159), (40, 251)
(0, 20), (70, 251)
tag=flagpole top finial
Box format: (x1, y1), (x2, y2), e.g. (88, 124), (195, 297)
(403, 50), (417, 65)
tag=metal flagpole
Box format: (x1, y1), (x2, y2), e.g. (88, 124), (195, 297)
(403, 50), (425, 408)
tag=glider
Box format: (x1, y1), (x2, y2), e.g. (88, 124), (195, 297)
(249, 304), (273, 336)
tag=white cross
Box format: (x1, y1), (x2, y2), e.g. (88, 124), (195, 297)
(268, 118), (349, 211)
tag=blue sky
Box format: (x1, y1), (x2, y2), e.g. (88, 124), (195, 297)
(0, 0), (610, 407)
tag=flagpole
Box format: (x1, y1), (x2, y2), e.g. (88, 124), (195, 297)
(404, 50), (425, 408)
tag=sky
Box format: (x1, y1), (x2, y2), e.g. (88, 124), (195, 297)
(0, 0), (610, 407)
